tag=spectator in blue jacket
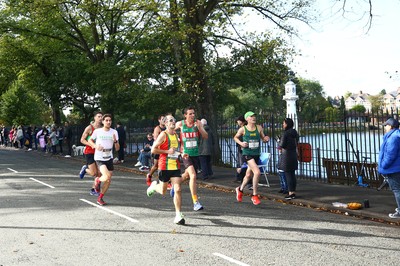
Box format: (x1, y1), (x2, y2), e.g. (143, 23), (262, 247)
(378, 118), (400, 219)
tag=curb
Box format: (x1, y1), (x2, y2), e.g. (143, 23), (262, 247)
(196, 180), (400, 227)
(102, 160), (400, 226)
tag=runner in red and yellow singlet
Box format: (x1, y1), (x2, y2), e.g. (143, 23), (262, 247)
(147, 114), (185, 225)
(158, 132), (180, 171)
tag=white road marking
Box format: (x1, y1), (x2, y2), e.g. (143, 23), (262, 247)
(213, 253), (250, 266)
(29, 178), (55, 189)
(0, 173), (15, 176)
(7, 168), (18, 173)
(80, 199), (139, 223)
(0, 173), (79, 177)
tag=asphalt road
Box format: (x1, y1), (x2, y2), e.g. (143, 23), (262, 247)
(1, 148), (399, 266)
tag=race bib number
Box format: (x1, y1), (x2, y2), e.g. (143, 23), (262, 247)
(102, 149), (112, 159)
(185, 139), (197, 149)
(248, 140), (259, 149)
(168, 151), (180, 160)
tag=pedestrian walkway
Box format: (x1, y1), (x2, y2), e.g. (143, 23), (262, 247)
(117, 156), (400, 226)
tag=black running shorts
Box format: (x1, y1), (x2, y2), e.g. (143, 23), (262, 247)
(242, 155), (260, 164)
(182, 155), (200, 172)
(152, 153), (160, 160)
(158, 169), (182, 183)
(85, 153), (95, 165)
(96, 159), (114, 171)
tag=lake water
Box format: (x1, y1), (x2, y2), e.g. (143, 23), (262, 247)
(126, 131), (384, 179)
(219, 131), (384, 179)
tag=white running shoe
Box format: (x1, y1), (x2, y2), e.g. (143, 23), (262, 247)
(135, 162), (142, 167)
(174, 213), (185, 225)
(147, 181), (158, 197)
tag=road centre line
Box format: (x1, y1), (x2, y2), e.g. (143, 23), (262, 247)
(7, 168), (18, 173)
(213, 253), (250, 266)
(80, 199), (139, 223)
(29, 177), (56, 188)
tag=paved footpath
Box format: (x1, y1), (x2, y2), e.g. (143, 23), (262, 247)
(112, 155), (400, 227)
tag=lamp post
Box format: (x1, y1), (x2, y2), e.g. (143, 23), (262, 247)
(282, 77), (299, 130)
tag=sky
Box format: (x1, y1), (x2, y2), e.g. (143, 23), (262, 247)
(240, 0), (400, 98)
(290, 0), (400, 98)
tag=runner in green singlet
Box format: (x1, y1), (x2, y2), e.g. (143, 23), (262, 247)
(233, 111), (270, 205)
(175, 106), (208, 211)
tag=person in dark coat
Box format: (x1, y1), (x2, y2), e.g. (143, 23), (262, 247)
(57, 125), (64, 154)
(116, 122), (126, 163)
(64, 122), (73, 156)
(279, 118), (299, 200)
(198, 119), (214, 180)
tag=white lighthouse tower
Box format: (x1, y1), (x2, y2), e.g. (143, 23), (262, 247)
(282, 80), (299, 130)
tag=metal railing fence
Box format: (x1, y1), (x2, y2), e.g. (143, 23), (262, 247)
(64, 108), (398, 186)
(217, 108), (399, 184)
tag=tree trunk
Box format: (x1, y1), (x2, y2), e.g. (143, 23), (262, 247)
(184, 3), (222, 162)
(169, 0), (184, 95)
(52, 105), (61, 125)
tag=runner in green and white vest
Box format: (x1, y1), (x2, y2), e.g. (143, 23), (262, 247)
(175, 106), (208, 211)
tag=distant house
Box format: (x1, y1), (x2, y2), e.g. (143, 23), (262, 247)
(382, 88), (400, 110)
(345, 91), (372, 112)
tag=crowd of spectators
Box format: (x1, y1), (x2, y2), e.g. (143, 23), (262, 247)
(0, 124), (69, 156)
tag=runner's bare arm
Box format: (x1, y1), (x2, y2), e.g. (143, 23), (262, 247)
(80, 126), (91, 146)
(196, 119), (208, 139)
(153, 126), (161, 139)
(151, 133), (168, 154)
(233, 127), (247, 148)
(258, 125), (270, 142)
